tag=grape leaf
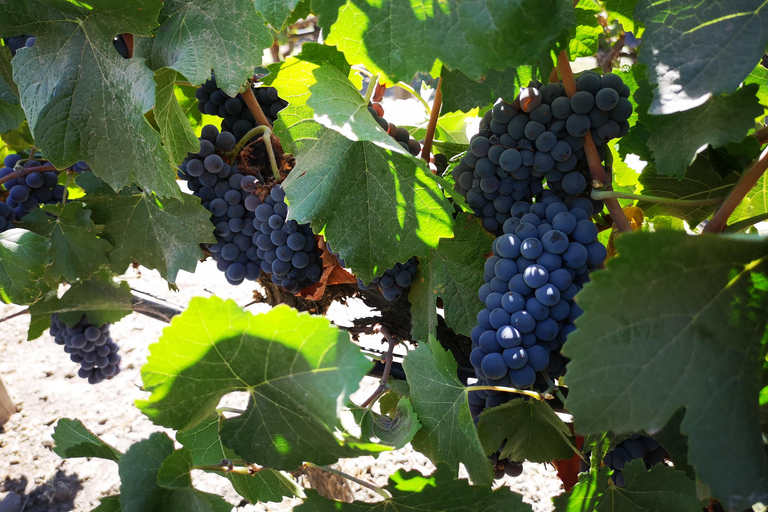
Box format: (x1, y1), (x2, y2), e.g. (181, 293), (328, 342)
(0, 47), (24, 133)
(354, 397), (421, 450)
(440, 67), (532, 113)
(409, 214), (492, 342)
(644, 84), (762, 177)
(604, 0), (637, 18)
(26, 271), (133, 340)
(137, 297), (374, 469)
(0, 228), (50, 305)
(402, 341), (493, 486)
(745, 64), (768, 118)
(254, 0), (305, 29)
(476, 398), (575, 463)
(92, 496), (122, 512)
(153, 68), (200, 165)
(295, 464), (531, 511)
(22, 203), (112, 283)
(554, 460), (704, 512)
(151, 0), (272, 97)
(654, 408), (695, 480)
(321, 0), (573, 85)
(635, 0), (768, 114)
(80, 184), (215, 285)
(118, 433), (231, 512)
(4, 1), (182, 198)
(177, 415), (302, 504)
(570, 1), (601, 59)
(157, 448), (194, 489)
(562, 231), (768, 510)
(52, 418), (123, 462)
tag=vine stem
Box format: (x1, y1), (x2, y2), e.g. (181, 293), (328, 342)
(229, 125), (279, 178)
(391, 81), (432, 116)
(420, 76), (442, 164)
(193, 464), (254, 475)
(556, 51), (632, 233)
(0, 309), (29, 324)
(304, 462), (392, 500)
(241, 87), (274, 130)
(724, 212), (768, 233)
(216, 406), (245, 415)
(590, 189), (723, 206)
(363, 74), (379, 105)
(0, 164), (58, 186)
(359, 325), (398, 408)
(466, 385), (544, 401)
(703, 145), (768, 233)
(753, 126), (768, 146)
(61, 172), (74, 206)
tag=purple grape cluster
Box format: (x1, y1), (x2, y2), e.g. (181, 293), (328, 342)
(196, 77), (287, 140)
(469, 192), (606, 399)
(356, 257), (419, 301)
(49, 314), (121, 385)
(0, 202), (15, 233)
(0, 154), (65, 220)
(601, 434), (667, 487)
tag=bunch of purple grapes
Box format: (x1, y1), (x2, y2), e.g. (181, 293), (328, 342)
(356, 257), (419, 301)
(0, 154), (65, 220)
(599, 434), (667, 487)
(49, 314), (121, 385)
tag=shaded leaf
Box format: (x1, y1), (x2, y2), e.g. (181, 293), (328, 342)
(0, 47), (25, 133)
(440, 67), (532, 113)
(153, 68), (200, 165)
(0, 228), (50, 305)
(253, 0), (305, 29)
(52, 418), (122, 462)
(92, 496), (122, 512)
(355, 397), (420, 449)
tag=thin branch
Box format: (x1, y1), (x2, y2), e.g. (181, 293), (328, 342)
(363, 75), (379, 105)
(229, 125), (279, 178)
(724, 212), (768, 233)
(0, 308), (29, 324)
(391, 81), (431, 115)
(466, 385), (545, 401)
(0, 164), (58, 186)
(193, 464), (254, 475)
(304, 462), (391, 500)
(420, 76), (442, 164)
(61, 172), (73, 206)
(216, 406), (246, 415)
(360, 326), (398, 408)
(241, 87), (281, 149)
(556, 50), (632, 233)
(591, 189), (723, 206)
(704, 145), (768, 233)
(123, 34), (134, 59)
(599, 35), (625, 73)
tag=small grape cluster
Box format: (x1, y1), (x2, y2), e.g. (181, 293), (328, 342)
(49, 314), (121, 385)
(0, 154), (65, 220)
(356, 257), (419, 301)
(246, 185), (323, 294)
(0, 202), (15, 233)
(5, 34), (34, 55)
(470, 192), (606, 397)
(196, 77), (287, 139)
(601, 434), (667, 487)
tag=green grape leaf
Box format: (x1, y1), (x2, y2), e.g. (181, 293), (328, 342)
(0, 47), (24, 133)
(562, 231), (768, 510)
(151, 0), (271, 96)
(52, 418), (122, 462)
(409, 214), (492, 342)
(81, 186), (215, 284)
(26, 271), (133, 340)
(153, 69), (200, 165)
(282, 126), (454, 283)
(295, 464), (531, 511)
(476, 398), (575, 463)
(175, 83), (204, 130)
(553, 460), (704, 512)
(654, 408), (695, 480)
(4, 1), (182, 198)
(744, 64), (768, 117)
(21, 203), (112, 283)
(157, 448), (194, 489)
(92, 496), (122, 512)
(355, 397), (421, 450)
(402, 341), (493, 486)
(177, 415), (302, 503)
(322, 0), (572, 85)
(440, 67), (532, 113)
(644, 84), (762, 177)
(254, 0), (306, 30)
(635, 0), (768, 113)
(0, 228), (50, 305)
(570, 1), (601, 59)
(605, 0), (637, 18)
(137, 297), (373, 469)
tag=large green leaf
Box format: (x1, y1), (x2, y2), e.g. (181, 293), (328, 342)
(321, 0), (572, 85)
(440, 67), (531, 113)
(138, 297), (373, 469)
(0, 228), (50, 305)
(604, 0), (636, 18)
(22, 203), (112, 283)
(151, 0), (271, 96)
(409, 214), (492, 342)
(2, 1), (182, 198)
(570, 0), (601, 59)
(52, 418), (122, 462)
(26, 271), (133, 340)
(295, 464), (531, 511)
(253, 0), (304, 29)
(354, 397), (421, 450)
(153, 68), (200, 165)
(177, 415), (302, 503)
(476, 398), (575, 463)
(0, 47), (25, 133)
(553, 461), (704, 512)
(635, 0), (768, 113)
(744, 63), (768, 117)
(562, 231), (768, 510)
(79, 177), (215, 284)
(644, 84), (762, 178)
(402, 341), (493, 486)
